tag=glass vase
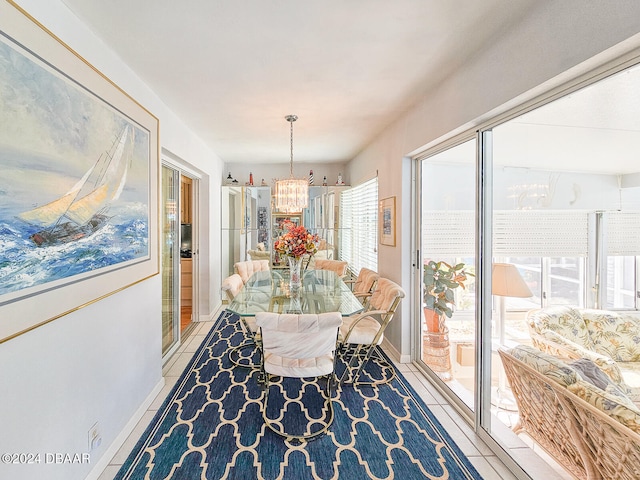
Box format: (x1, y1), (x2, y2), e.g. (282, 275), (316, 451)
(288, 255), (302, 293)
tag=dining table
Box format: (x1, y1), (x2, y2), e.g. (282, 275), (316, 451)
(227, 269), (364, 317)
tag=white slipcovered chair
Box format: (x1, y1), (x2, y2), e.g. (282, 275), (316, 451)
(234, 259), (270, 284)
(338, 277), (405, 386)
(222, 273), (261, 368)
(256, 311), (342, 441)
(221, 273), (244, 302)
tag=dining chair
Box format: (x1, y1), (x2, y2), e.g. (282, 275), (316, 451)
(234, 259), (270, 284)
(344, 267), (379, 307)
(256, 311), (343, 441)
(223, 273), (262, 369)
(313, 259), (348, 277)
(338, 277), (405, 386)
(221, 273), (244, 302)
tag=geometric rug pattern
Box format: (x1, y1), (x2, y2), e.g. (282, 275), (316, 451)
(115, 310), (483, 479)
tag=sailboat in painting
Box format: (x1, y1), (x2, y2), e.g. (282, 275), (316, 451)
(18, 126), (132, 246)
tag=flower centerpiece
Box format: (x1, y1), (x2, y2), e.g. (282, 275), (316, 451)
(273, 221), (319, 291)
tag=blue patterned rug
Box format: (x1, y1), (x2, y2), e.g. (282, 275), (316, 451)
(115, 310), (483, 479)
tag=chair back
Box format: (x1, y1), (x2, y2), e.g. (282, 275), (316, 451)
(234, 259), (270, 284)
(256, 312), (342, 362)
(314, 259), (348, 277)
(353, 268), (379, 296)
(221, 273), (244, 301)
(368, 277), (405, 326)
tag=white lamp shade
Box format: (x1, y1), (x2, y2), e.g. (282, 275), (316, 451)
(492, 263), (532, 298)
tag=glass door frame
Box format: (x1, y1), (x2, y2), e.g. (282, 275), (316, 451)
(161, 157), (201, 362)
(161, 163), (181, 361)
(412, 134), (479, 418)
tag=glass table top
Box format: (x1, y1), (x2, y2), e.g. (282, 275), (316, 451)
(228, 269), (364, 316)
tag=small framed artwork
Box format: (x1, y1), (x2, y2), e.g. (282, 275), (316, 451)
(379, 196), (396, 246)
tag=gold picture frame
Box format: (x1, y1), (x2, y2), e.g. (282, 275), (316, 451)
(379, 196), (396, 246)
(0, 1), (159, 343)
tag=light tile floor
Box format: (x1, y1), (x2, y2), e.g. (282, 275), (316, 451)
(98, 315), (570, 480)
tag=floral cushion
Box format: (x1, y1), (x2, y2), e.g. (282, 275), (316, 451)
(618, 362), (640, 402)
(508, 345), (578, 387)
(535, 329), (625, 386)
(581, 309), (640, 362)
(568, 380), (640, 433)
(528, 306), (594, 350)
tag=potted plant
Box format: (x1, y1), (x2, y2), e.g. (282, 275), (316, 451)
(423, 260), (472, 333)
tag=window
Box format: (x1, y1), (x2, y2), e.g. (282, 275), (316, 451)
(339, 177), (378, 274)
(602, 211), (640, 309)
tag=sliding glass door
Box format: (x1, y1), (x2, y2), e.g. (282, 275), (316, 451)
(161, 164), (180, 357)
(418, 139), (477, 410)
(414, 60), (640, 478)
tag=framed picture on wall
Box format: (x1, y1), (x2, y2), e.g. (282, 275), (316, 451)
(0, 1), (159, 343)
(379, 196), (396, 246)
(273, 215), (301, 231)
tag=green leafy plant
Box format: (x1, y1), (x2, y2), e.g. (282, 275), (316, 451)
(423, 260), (473, 320)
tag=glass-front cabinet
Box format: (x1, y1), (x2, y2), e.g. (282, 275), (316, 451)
(221, 184), (350, 292)
(222, 186), (272, 278)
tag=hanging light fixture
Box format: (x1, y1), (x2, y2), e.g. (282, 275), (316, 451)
(275, 114), (308, 213)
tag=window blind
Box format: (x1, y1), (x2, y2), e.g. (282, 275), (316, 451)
(422, 210), (475, 257)
(423, 210), (590, 257)
(494, 210), (590, 257)
(604, 211), (640, 255)
(340, 177), (378, 274)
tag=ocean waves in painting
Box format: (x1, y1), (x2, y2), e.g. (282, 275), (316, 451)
(0, 216), (148, 298)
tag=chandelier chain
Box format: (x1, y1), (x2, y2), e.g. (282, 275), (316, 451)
(286, 114), (297, 177)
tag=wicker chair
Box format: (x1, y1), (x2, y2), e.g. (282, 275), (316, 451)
(499, 347), (640, 480)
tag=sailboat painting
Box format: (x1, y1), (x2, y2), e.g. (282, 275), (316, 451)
(0, 21), (157, 311)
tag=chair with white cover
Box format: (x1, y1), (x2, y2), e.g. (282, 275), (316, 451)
(234, 259), (270, 284)
(313, 259), (348, 278)
(256, 312), (342, 441)
(222, 273), (261, 369)
(221, 273), (244, 302)
(338, 277), (405, 386)
(344, 267), (379, 308)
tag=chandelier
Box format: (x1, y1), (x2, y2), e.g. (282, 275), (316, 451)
(275, 114), (308, 214)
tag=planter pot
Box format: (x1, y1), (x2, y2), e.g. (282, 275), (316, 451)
(423, 307), (443, 332)
(423, 326), (452, 381)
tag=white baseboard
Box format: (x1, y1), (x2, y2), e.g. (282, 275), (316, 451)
(84, 377), (165, 480)
(381, 338), (411, 364)
(198, 301), (223, 322)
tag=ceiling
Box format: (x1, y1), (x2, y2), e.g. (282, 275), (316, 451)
(433, 64), (640, 176)
(59, 0), (539, 165)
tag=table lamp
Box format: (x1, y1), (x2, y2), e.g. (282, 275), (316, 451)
(492, 263), (532, 409)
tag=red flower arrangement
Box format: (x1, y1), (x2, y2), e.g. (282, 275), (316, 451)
(274, 222), (319, 258)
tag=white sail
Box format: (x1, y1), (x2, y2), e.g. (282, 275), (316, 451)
(65, 184), (110, 225)
(17, 164), (95, 227)
(64, 126), (130, 224)
(19, 125), (131, 232)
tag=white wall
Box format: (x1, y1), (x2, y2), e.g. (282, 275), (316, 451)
(0, 2), (223, 479)
(347, 0), (640, 356)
